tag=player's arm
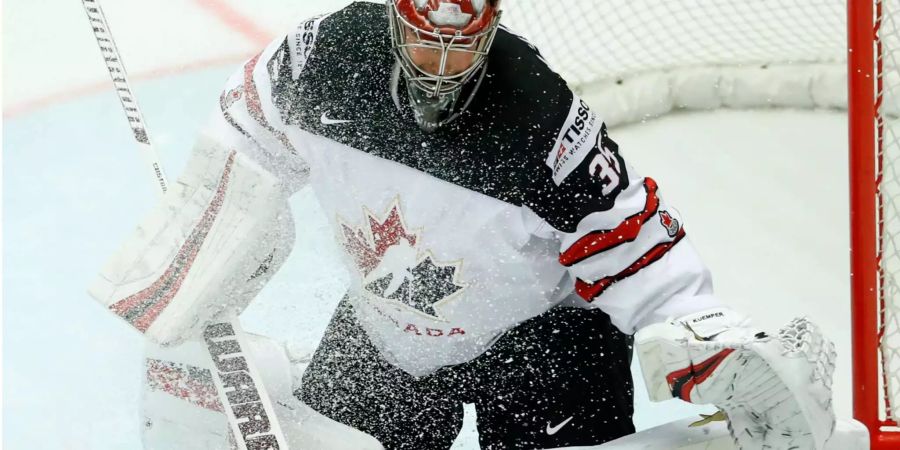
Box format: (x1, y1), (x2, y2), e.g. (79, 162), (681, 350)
(526, 98), (721, 334)
(88, 36), (309, 346)
(527, 94), (838, 448)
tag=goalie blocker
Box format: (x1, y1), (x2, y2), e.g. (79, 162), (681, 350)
(89, 137), (295, 345)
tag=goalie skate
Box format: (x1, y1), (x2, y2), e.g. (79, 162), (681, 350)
(636, 310), (837, 450)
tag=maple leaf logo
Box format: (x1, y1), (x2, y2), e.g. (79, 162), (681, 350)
(341, 205), (418, 276)
(659, 210), (681, 238)
(338, 199), (466, 319)
(220, 86), (244, 111)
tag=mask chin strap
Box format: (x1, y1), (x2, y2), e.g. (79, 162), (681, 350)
(391, 60), (489, 133)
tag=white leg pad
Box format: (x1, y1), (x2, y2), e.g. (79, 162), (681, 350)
(549, 417), (868, 449)
(141, 332), (383, 449)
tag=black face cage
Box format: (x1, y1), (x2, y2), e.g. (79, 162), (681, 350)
(387, 0), (501, 100)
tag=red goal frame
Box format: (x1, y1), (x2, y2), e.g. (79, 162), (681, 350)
(849, 0), (900, 448)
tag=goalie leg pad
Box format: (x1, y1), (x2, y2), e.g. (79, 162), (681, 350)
(141, 332), (383, 450)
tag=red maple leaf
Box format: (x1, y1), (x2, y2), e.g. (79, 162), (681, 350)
(342, 205), (418, 275)
(660, 211), (674, 228)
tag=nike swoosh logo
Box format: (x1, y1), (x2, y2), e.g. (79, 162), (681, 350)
(320, 112), (353, 125)
(546, 416), (573, 435)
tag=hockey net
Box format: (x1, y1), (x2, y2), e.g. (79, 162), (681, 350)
(502, 0), (899, 447)
(876, 0), (900, 437)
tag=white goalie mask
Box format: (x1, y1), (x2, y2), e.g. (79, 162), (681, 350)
(388, 0), (502, 132)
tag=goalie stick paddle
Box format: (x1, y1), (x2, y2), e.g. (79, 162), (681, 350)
(80, 1), (288, 448)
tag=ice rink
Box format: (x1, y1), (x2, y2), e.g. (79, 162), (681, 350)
(3, 0), (852, 448)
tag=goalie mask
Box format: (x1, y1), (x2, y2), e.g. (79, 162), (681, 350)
(388, 0), (501, 132)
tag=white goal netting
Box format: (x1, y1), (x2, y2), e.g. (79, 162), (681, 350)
(503, 0), (900, 429)
(878, 0), (900, 427)
(503, 1), (844, 87)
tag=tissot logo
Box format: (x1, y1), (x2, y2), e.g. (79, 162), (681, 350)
(290, 14), (328, 79)
(553, 100), (593, 173)
(561, 99), (592, 146)
(547, 96), (600, 185)
(338, 199), (467, 320)
(295, 19), (317, 66)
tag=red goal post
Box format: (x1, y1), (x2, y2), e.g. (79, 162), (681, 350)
(849, 1), (900, 449)
(501, 1), (899, 448)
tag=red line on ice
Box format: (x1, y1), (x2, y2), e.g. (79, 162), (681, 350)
(191, 0), (272, 47)
(6, 0), (274, 118)
(3, 53), (254, 119)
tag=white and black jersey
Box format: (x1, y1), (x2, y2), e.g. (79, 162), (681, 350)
(205, 2), (722, 376)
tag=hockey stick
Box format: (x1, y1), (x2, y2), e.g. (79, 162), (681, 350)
(80, 0), (168, 195)
(80, 1), (288, 449)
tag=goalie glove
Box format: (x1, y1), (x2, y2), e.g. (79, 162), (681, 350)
(635, 308), (837, 450)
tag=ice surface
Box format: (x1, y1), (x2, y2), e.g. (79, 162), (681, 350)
(3, 0), (851, 448)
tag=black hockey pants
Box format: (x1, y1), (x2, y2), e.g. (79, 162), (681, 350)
(297, 298), (635, 449)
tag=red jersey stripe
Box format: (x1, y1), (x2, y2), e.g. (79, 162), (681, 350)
(242, 51), (297, 154)
(574, 228), (686, 302)
(559, 178), (660, 267)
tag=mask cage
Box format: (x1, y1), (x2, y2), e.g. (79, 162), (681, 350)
(388, 1), (501, 99)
